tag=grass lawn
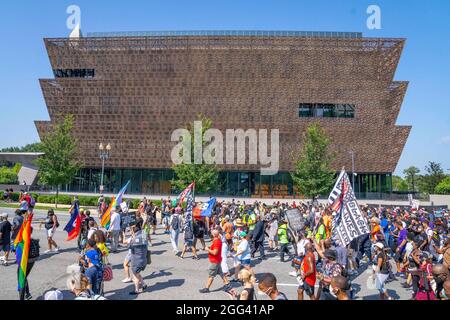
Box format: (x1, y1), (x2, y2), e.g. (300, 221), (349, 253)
(0, 202), (95, 213)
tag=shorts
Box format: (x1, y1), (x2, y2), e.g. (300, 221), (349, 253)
(132, 264), (146, 274)
(185, 240), (193, 246)
(299, 281), (315, 297)
(394, 251), (403, 263)
(240, 259), (252, 267)
(1, 243), (10, 252)
(208, 263), (223, 278)
(47, 228), (55, 238)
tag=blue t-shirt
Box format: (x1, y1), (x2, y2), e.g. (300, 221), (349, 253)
(85, 266), (103, 295)
(397, 229), (408, 252)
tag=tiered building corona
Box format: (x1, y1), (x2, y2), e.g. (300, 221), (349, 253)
(36, 31), (411, 197)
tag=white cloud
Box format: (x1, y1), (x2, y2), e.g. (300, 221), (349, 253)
(440, 136), (450, 144)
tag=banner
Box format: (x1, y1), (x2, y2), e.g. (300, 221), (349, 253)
(183, 191), (195, 241)
(328, 169), (370, 247)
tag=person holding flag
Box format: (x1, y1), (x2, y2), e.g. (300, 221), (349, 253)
(14, 212), (39, 300)
(100, 181), (130, 230)
(64, 203), (81, 243)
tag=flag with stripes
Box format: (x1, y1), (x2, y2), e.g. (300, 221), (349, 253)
(328, 169), (370, 247)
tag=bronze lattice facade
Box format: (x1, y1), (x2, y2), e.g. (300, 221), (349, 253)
(35, 31), (411, 197)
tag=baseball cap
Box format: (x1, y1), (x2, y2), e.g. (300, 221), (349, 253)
(44, 290), (63, 300)
(240, 231), (248, 238)
(85, 249), (101, 266)
(374, 242), (384, 250)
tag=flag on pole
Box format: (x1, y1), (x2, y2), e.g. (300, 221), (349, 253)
(327, 169), (370, 247)
(100, 181), (130, 229)
(64, 204), (81, 241)
(193, 198), (217, 219)
(14, 213), (34, 291)
(172, 182), (195, 207)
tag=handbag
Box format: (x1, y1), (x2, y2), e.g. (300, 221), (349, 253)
(103, 265), (113, 282)
(146, 250), (152, 265)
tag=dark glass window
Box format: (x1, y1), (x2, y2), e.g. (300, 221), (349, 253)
(299, 103), (355, 118)
(299, 103), (313, 117)
(53, 69), (95, 79)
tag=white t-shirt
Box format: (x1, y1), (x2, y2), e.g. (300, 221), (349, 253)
(405, 241), (414, 258)
(296, 239), (309, 257)
(109, 212), (121, 231)
(237, 239), (251, 260)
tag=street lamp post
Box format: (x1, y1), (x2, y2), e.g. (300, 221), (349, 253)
(99, 143), (111, 193)
(350, 151), (356, 192)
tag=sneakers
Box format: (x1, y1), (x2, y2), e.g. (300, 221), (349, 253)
(289, 271), (298, 277)
(44, 250), (52, 254)
(25, 294), (32, 300)
(53, 247), (60, 253)
(199, 288), (210, 294)
(122, 278), (132, 283)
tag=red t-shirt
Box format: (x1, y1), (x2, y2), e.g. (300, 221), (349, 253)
(302, 251), (317, 286)
(208, 238), (222, 264)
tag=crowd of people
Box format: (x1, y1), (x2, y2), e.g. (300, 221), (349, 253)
(1, 193), (450, 301)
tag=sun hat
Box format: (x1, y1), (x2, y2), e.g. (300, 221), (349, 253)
(234, 219), (244, 227)
(374, 242), (384, 250)
(44, 290), (63, 300)
(85, 249), (101, 266)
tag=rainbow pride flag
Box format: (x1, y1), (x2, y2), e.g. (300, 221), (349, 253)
(100, 181), (130, 229)
(14, 213), (34, 291)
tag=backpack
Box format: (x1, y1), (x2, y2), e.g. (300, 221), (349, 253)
(30, 197), (36, 208)
(171, 215), (180, 231)
(29, 239), (40, 260)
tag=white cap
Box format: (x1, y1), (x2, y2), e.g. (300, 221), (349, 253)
(44, 290), (63, 300)
(1, 213), (8, 218)
(374, 242), (384, 250)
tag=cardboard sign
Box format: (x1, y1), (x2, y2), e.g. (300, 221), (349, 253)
(121, 211), (137, 228)
(285, 208), (305, 232)
(120, 201), (129, 213)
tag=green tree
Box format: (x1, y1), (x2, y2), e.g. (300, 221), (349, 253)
(435, 176), (450, 195)
(392, 175), (409, 192)
(36, 115), (81, 207)
(420, 161), (445, 194)
(0, 167), (18, 184)
(172, 115), (219, 195)
(291, 123), (336, 198)
(403, 166), (420, 192)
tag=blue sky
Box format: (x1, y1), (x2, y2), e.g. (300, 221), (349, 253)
(0, 0), (449, 176)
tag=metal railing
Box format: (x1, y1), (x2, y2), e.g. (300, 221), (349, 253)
(86, 30), (363, 39)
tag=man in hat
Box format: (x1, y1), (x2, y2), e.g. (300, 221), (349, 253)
(0, 213), (12, 265)
(316, 248), (344, 300)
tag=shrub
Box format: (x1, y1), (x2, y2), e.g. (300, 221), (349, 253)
(0, 167), (18, 184)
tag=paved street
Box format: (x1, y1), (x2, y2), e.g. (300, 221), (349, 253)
(0, 208), (413, 300)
